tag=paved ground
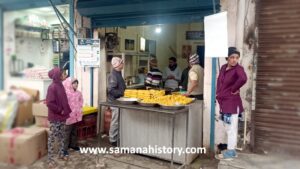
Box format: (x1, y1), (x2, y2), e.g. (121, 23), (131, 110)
(218, 152), (300, 169)
(0, 136), (219, 169)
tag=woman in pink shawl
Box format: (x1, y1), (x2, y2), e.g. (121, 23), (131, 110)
(62, 77), (83, 156)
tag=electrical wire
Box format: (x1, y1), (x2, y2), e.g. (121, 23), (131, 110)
(48, 0), (77, 53)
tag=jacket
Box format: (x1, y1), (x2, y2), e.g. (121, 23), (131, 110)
(46, 67), (71, 122)
(107, 69), (126, 102)
(216, 64), (247, 114)
(63, 77), (83, 125)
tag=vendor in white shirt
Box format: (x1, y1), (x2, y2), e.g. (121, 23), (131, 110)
(163, 57), (182, 90)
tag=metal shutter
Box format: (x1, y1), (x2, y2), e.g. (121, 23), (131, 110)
(253, 0), (300, 153)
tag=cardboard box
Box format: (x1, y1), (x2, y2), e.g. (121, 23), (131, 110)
(14, 88), (40, 127)
(32, 102), (48, 117)
(19, 87), (40, 102)
(35, 116), (50, 128)
(14, 99), (34, 127)
(0, 127), (47, 165)
(30, 125), (59, 151)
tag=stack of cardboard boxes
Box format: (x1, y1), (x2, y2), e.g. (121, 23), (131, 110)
(0, 88), (49, 166)
(33, 102), (49, 128)
(0, 126), (48, 165)
(13, 87), (39, 127)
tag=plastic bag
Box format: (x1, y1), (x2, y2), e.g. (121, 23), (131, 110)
(0, 92), (19, 132)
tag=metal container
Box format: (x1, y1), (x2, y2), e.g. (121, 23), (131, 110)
(138, 101), (158, 107)
(159, 104), (185, 110)
(117, 97), (139, 105)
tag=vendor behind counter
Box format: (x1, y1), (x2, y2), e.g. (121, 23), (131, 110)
(184, 54), (204, 100)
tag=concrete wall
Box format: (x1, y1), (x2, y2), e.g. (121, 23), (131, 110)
(73, 0), (95, 107)
(3, 6), (69, 91)
(203, 0), (257, 150)
(176, 23), (204, 70)
(96, 24), (178, 73)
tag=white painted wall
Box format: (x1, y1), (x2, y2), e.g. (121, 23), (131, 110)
(3, 7), (68, 91)
(4, 11), (53, 90)
(15, 37), (53, 69)
(98, 24), (178, 72)
(74, 0), (94, 106)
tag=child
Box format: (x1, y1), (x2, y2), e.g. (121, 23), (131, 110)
(62, 77), (83, 155)
(46, 67), (71, 167)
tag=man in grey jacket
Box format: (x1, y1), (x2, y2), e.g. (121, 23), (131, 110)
(107, 57), (126, 146)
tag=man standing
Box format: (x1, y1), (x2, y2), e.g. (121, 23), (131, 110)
(180, 57), (191, 91)
(108, 57), (126, 146)
(145, 58), (163, 88)
(183, 54), (204, 100)
(163, 57), (181, 90)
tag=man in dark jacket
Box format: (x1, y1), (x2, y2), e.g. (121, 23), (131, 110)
(108, 57), (126, 146)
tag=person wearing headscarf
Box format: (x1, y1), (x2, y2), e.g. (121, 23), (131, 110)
(62, 77), (83, 155)
(108, 57), (126, 146)
(145, 57), (163, 88)
(215, 47), (247, 160)
(163, 57), (182, 90)
(46, 67), (71, 167)
(183, 54), (204, 100)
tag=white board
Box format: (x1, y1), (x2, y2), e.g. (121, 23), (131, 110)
(77, 39), (100, 67)
(204, 12), (228, 58)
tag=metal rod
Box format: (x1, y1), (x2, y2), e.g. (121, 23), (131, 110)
(185, 110), (189, 168)
(48, 0), (76, 77)
(69, 0), (75, 77)
(243, 111), (247, 145)
(0, 7), (3, 90)
(209, 0), (218, 154)
(48, 0), (76, 35)
(212, 0), (217, 13)
(118, 108), (121, 147)
(171, 115), (175, 168)
(90, 67), (94, 106)
(210, 58), (217, 153)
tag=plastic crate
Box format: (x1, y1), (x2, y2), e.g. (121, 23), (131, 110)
(82, 114), (97, 125)
(77, 124), (97, 140)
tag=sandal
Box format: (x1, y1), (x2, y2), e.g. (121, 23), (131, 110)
(47, 161), (57, 169)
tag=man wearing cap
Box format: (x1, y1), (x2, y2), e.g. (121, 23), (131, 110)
(183, 54), (204, 100)
(108, 57), (126, 146)
(145, 57), (163, 88)
(215, 47), (247, 160)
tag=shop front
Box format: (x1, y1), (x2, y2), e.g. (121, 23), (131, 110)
(76, 0), (220, 167)
(0, 0), (74, 100)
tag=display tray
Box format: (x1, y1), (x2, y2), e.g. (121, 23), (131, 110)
(137, 101), (158, 107)
(117, 97), (140, 105)
(158, 104), (185, 110)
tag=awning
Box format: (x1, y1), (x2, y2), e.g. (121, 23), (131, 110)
(77, 0), (220, 27)
(0, 0), (68, 11)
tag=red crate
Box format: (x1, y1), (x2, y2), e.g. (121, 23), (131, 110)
(77, 124), (97, 140)
(82, 114), (97, 125)
(77, 114), (97, 140)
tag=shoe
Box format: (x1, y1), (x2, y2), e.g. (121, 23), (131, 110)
(215, 150), (237, 161)
(59, 151), (69, 161)
(110, 141), (117, 147)
(69, 146), (80, 151)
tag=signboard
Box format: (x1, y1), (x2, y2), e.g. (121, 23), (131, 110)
(77, 39), (100, 67)
(186, 31), (204, 40)
(204, 12), (228, 57)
